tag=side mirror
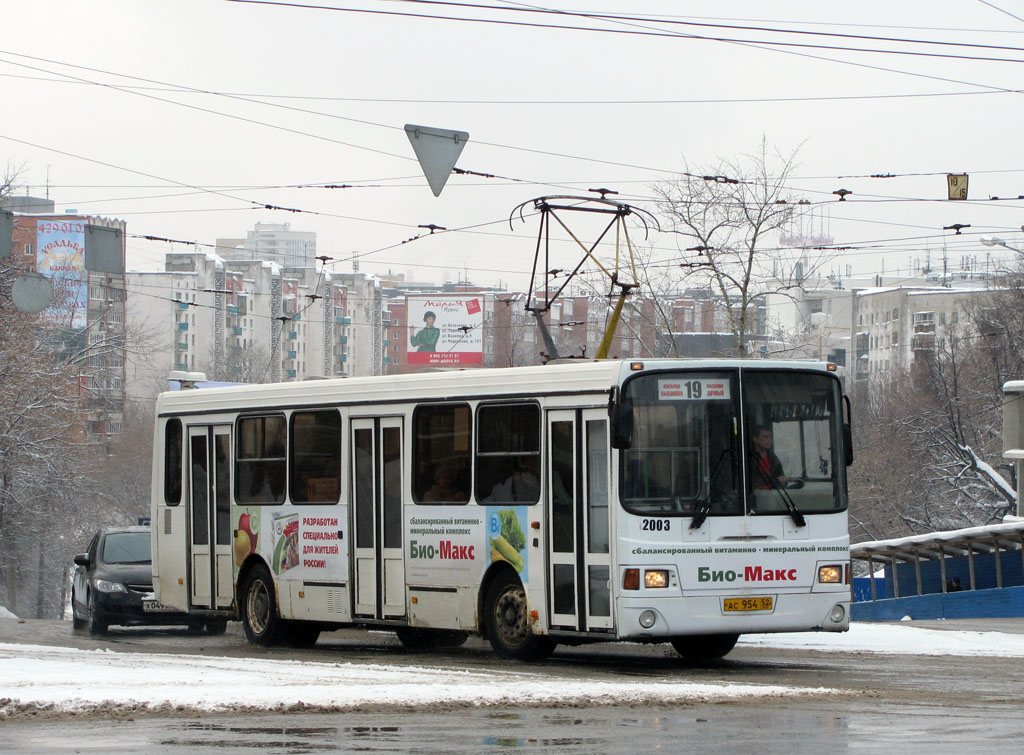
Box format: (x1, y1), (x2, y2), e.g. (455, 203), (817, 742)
(611, 398), (633, 450)
(842, 394), (854, 466)
(73, 553), (90, 568)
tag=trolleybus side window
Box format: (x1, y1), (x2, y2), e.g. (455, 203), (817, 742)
(620, 372), (740, 517)
(164, 418), (183, 506)
(289, 410), (341, 504)
(236, 414), (287, 504)
(413, 404), (471, 504)
(476, 402), (541, 504)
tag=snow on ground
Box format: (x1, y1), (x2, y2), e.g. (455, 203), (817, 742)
(738, 622), (1024, 657)
(2, 622), (1023, 718)
(0, 642), (829, 718)
(0, 606), (17, 619)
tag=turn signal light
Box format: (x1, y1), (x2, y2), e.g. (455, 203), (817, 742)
(623, 568), (640, 590)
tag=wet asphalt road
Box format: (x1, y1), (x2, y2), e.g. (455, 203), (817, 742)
(2, 618), (1023, 753)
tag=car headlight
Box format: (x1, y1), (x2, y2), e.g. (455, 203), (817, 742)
(94, 579), (127, 593)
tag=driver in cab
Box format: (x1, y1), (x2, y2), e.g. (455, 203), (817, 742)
(752, 425), (788, 489)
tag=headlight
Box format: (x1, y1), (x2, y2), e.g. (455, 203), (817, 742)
(644, 570), (669, 588)
(818, 565), (842, 584)
(94, 579), (127, 593)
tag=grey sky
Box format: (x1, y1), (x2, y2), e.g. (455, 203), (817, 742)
(3, 0), (1024, 293)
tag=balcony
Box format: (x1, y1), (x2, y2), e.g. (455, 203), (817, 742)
(336, 316), (351, 325)
(232, 326), (243, 336)
(338, 354), (347, 363)
(176, 341), (188, 350)
(912, 334), (935, 351)
(177, 322), (188, 331)
(287, 350), (297, 359)
(287, 369), (297, 378)
(287, 331), (297, 340)
(338, 335), (348, 344)
(227, 305), (238, 315)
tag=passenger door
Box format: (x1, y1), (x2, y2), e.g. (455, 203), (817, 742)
(547, 408), (613, 633)
(187, 425), (234, 610)
(351, 417), (406, 620)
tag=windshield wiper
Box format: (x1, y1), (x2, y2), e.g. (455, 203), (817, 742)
(754, 458), (806, 527)
(691, 448), (730, 530)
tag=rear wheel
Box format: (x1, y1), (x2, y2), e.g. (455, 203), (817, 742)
(395, 627), (469, 650)
(485, 574), (555, 661)
(240, 564), (284, 645)
(670, 633), (739, 661)
(87, 592), (108, 636)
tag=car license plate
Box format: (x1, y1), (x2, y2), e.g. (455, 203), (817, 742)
(723, 596), (773, 612)
(143, 599), (176, 613)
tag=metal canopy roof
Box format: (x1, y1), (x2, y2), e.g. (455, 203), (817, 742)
(851, 520), (1024, 561)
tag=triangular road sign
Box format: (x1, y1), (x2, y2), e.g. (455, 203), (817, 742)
(405, 124), (469, 197)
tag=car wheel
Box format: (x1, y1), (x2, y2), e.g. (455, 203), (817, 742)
(87, 592), (108, 636)
(670, 633), (739, 661)
(71, 590), (85, 630)
(240, 564), (285, 646)
(485, 573), (555, 661)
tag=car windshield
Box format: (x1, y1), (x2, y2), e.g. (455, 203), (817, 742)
(102, 532), (152, 565)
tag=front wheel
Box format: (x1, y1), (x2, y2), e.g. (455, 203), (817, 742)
(485, 575), (555, 661)
(87, 592), (108, 636)
(670, 633), (739, 661)
(240, 564), (285, 646)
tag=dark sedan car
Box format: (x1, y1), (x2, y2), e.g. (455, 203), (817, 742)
(71, 526), (224, 635)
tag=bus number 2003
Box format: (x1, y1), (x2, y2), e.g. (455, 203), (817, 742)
(641, 519), (671, 532)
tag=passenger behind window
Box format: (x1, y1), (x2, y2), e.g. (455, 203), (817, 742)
(422, 462), (467, 502)
(483, 459), (540, 503)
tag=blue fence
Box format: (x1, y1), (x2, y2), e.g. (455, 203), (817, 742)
(852, 584), (1024, 621)
(852, 551), (1024, 620)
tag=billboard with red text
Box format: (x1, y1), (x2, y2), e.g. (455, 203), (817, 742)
(36, 218), (87, 329)
(406, 295), (483, 366)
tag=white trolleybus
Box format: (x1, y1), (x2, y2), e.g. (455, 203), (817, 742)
(151, 359), (852, 661)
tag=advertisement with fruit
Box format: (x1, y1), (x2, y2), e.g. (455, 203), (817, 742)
(235, 507), (347, 581)
(234, 509), (260, 566)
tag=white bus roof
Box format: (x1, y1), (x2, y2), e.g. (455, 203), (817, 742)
(154, 358), (835, 416)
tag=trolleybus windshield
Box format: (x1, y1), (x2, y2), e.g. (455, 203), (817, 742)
(619, 369), (847, 518)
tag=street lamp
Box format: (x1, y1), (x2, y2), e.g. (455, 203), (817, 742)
(981, 235), (1024, 254)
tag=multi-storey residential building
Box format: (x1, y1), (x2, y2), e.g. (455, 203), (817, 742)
(125, 253), (386, 402)
(6, 209), (127, 441)
(215, 222), (317, 268)
(852, 284), (990, 382)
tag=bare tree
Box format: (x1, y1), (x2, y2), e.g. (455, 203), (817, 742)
(1, 159), (24, 201)
(206, 342), (273, 383)
(653, 139), (825, 357)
